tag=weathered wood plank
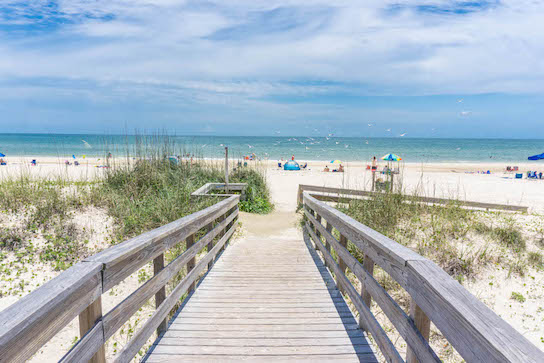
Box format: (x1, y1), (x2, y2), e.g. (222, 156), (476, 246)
(160, 330), (365, 339)
(304, 193), (424, 287)
(88, 195), (239, 291)
(298, 184), (528, 212)
(186, 234), (196, 293)
(305, 208), (439, 362)
(78, 296), (106, 363)
(60, 320), (105, 363)
(153, 254), (167, 335)
(406, 259), (544, 362)
(166, 323), (361, 332)
(145, 353), (377, 362)
(155, 336), (370, 346)
(304, 223), (402, 362)
(149, 344), (374, 355)
(406, 301), (431, 363)
(0, 262), (102, 363)
(114, 221), (238, 363)
(103, 210), (237, 340)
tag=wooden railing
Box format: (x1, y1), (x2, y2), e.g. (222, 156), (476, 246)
(302, 190), (542, 362)
(0, 194), (240, 363)
(298, 184), (529, 212)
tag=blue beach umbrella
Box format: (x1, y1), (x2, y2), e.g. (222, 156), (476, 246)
(0, 152), (5, 157)
(528, 153), (544, 161)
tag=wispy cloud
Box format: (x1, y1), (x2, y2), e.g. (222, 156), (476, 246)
(0, 0), (543, 134)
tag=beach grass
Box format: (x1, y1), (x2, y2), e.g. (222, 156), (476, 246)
(335, 190), (537, 280)
(0, 137), (273, 276)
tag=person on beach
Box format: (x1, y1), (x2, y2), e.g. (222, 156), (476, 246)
(338, 164), (344, 172)
(291, 155), (295, 161)
(323, 165), (329, 172)
(371, 156), (377, 171)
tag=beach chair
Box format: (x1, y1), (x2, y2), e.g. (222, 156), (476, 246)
(513, 166), (519, 171)
(515, 173), (523, 179)
(278, 162), (282, 168)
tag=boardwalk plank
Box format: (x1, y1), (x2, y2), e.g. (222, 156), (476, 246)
(146, 229), (377, 362)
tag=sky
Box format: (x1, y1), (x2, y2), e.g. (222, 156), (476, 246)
(0, 0), (543, 138)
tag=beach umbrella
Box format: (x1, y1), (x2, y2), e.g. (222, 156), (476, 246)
(330, 160), (342, 164)
(381, 153), (402, 161)
(528, 153), (544, 160)
(0, 152), (4, 157)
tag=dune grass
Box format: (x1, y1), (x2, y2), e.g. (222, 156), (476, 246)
(0, 141), (272, 278)
(337, 190), (534, 281)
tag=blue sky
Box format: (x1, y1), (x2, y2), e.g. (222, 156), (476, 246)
(0, 0), (543, 138)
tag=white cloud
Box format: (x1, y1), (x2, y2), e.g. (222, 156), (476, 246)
(0, 0), (543, 102)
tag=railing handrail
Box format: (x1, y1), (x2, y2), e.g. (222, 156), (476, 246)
(0, 194), (240, 363)
(298, 184), (529, 212)
(302, 191), (542, 362)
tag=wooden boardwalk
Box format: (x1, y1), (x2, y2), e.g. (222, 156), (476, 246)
(3, 187), (541, 362)
(145, 234), (377, 362)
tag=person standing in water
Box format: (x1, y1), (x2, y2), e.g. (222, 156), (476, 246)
(291, 155), (295, 161)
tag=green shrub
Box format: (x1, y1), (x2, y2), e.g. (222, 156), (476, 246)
(510, 291), (526, 303)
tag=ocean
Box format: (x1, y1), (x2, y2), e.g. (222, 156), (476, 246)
(0, 133), (542, 163)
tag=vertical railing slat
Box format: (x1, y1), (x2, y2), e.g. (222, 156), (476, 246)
(153, 254), (167, 335)
(78, 297), (106, 363)
(186, 234), (196, 293)
(406, 299), (431, 363)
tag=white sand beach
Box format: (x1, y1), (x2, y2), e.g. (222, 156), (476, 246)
(2, 156), (544, 212)
(1, 156), (543, 361)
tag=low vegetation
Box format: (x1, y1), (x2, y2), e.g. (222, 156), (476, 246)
(337, 191), (540, 281)
(0, 142), (272, 294)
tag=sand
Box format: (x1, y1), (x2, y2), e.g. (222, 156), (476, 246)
(5, 156), (543, 210)
(1, 156), (543, 360)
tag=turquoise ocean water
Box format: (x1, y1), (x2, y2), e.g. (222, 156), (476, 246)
(0, 133), (542, 163)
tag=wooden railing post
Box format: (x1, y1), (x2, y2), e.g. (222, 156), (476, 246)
(325, 221), (333, 268)
(315, 214), (322, 239)
(153, 254), (167, 335)
(338, 234), (348, 294)
(359, 254), (375, 331)
(206, 222), (214, 270)
(215, 214), (226, 263)
(78, 297), (106, 363)
(186, 234), (196, 293)
(406, 298), (431, 363)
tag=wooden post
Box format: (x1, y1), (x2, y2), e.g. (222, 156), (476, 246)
(390, 172), (394, 192)
(206, 222), (214, 271)
(225, 147), (229, 194)
(215, 214), (226, 263)
(359, 255), (375, 331)
(153, 254), (167, 335)
(315, 215), (322, 240)
(325, 222), (333, 268)
(338, 234), (348, 294)
(186, 234), (196, 293)
(78, 297), (106, 363)
(371, 171), (376, 191)
(406, 299), (431, 363)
